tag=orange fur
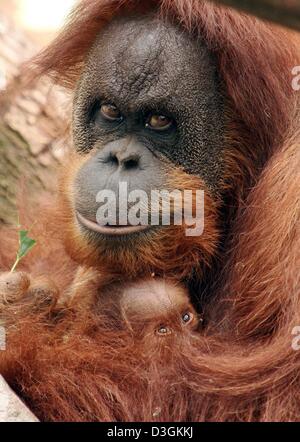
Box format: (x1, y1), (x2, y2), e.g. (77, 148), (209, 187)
(0, 0), (299, 422)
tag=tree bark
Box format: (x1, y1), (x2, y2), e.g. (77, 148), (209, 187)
(0, 15), (70, 225)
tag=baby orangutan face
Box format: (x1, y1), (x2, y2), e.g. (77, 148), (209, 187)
(99, 278), (200, 337)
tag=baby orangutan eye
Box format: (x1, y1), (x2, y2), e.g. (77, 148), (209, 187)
(182, 312), (194, 325)
(156, 325), (172, 336)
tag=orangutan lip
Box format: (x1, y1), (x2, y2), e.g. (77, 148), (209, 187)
(76, 211), (150, 236)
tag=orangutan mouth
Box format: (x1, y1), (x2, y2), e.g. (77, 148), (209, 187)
(76, 211), (150, 236)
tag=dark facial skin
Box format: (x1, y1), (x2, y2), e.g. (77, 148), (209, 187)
(72, 14), (224, 239)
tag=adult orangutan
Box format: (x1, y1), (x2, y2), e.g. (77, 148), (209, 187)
(0, 0), (299, 422)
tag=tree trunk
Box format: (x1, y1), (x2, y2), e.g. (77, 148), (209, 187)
(0, 14), (70, 225)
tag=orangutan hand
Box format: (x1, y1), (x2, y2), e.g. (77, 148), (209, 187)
(0, 272), (59, 312)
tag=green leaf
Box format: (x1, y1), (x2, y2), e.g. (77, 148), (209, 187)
(17, 230), (36, 259)
(11, 229), (36, 272)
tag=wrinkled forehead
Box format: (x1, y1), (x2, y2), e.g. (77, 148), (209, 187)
(83, 15), (214, 107)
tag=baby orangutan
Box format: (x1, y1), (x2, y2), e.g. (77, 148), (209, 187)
(97, 278), (201, 337)
(0, 271), (200, 339)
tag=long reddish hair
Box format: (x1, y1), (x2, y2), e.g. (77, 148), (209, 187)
(0, 0), (299, 421)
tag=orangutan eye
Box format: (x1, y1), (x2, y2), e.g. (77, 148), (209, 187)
(100, 103), (123, 121)
(156, 325), (171, 336)
(182, 312), (194, 325)
(146, 114), (173, 131)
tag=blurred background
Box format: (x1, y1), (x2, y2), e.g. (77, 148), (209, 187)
(0, 0), (75, 225)
(0, 0), (76, 45)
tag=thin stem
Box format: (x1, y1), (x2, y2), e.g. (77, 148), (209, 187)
(10, 256), (20, 273)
